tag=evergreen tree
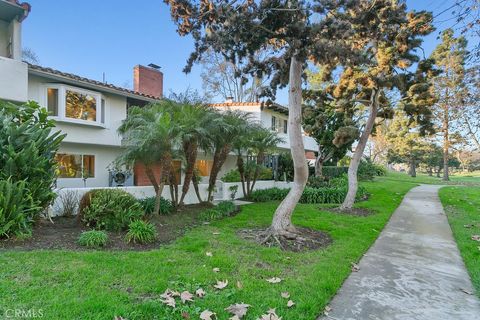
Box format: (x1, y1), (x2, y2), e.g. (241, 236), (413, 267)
(430, 29), (468, 181)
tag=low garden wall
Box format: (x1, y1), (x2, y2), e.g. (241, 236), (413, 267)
(51, 180), (291, 216)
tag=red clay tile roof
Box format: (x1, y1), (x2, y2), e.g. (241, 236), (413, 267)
(28, 64), (159, 101)
(210, 101), (289, 115)
(5, 0), (31, 21)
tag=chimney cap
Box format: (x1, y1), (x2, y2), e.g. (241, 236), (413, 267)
(148, 63), (161, 70)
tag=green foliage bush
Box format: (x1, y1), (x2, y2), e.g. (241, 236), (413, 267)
(221, 166), (273, 182)
(125, 220), (157, 244)
(200, 201), (237, 221)
(0, 179), (39, 238)
(78, 230), (108, 248)
(138, 196), (174, 215)
(322, 166), (349, 178)
(358, 160), (387, 181)
(250, 184), (368, 204)
(81, 189), (144, 231)
(0, 101), (65, 238)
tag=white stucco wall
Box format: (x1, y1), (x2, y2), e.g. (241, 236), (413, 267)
(0, 56), (28, 102)
(0, 19), (8, 58)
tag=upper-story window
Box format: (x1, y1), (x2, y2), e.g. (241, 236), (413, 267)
(45, 85), (105, 126)
(271, 115), (287, 134)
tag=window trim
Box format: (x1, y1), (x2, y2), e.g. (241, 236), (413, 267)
(44, 84), (105, 127)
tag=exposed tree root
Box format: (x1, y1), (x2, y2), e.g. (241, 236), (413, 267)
(239, 227), (332, 252)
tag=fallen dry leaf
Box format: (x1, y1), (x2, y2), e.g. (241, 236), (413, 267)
(287, 300), (295, 308)
(213, 267), (220, 272)
(236, 280), (243, 289)
(464, 224), (474, 228)
(212, 232), (221, 235)
(160, 288), (176, 299)
(461, 288), (473, 295)
(229, 316), (241, 320)
(180, 291), (194, 303)
(324, 305), (332, 316)
(181, 311), (190, 319)
(161, 296), (176, 308)
(214, 280), (228, 290)
(280, 292), (290, 299)
(471, 235), (480, 242)
(266, 277), (282, 284)
(258, 308), (281, 320)
(206, 252), (213, 257)
(113, 317), (126, 320)
(200, 310), (216, 320)
(225, 303), (250, 319)
(351, 262), (360, 272)
(196, 288), (206, 298)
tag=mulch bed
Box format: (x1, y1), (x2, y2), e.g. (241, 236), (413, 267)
(323, 207), (375, 217)
(238, 227), (332, 252)
(0, 203), (213, 251)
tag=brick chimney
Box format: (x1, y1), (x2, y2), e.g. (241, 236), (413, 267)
(133, 65), (163, 98)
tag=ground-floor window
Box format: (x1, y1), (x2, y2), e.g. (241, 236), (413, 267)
(195, 160), (213, 176)
(55, 153), (95, 178)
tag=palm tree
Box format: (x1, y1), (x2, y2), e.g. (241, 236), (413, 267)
(176, 103), (215, 205)
(205, 110), (251, 202)
(247, 126), (284, 195)
(117, 101), (181, 215)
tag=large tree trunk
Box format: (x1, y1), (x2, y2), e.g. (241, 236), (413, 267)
(340, 89), (379, 210)
(269, 55), (308, 236)
(443, 106), (450, 181)
(464, 116), (480, 150)
(207, 145), (231, 202)
(179, 141), (198, 205)
(409, 160), (417, 177)
(427, 167), (433, 176)
(153, 159), (170, 215)
(315, 152), (323, 178)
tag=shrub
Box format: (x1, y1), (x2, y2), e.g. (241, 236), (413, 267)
(0, 101), (65, 237)
(125, 220), (157, 244)
(138, 196), (173, 215)
(200, 201), (237, 221)
(358, 160), (386, 181)
(228, 185), (238, 200)
(53, 190), (80, 217)
(322, 166), (349, 179)
(78, 230), (108, 248)
(307, 176), (331, 188)
(0, 179), (39, 238)
(81, 189), (144, 231)
(221, 166), (273, 182)
(250, 185), (368, 204)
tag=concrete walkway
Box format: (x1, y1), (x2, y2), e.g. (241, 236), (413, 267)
(320, 184), (480, 320)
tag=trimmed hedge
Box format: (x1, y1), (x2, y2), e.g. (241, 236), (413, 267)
(250, 185), (368, 204)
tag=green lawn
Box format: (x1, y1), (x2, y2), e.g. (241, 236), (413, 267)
(1, 177), (416, 320)
(439, 186), (480, 297)
(377, 171), (480, 186)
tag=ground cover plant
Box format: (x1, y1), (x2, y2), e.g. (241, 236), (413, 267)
(0, 175), (417, 319)
(78, 230), (108, 248)
(125, 220), (158, 244)
(439, 186), (480, 297)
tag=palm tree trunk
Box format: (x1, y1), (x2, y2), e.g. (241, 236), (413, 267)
(191, 173), (204, 203)
(207, 145), (231, 202)
(145, 165), (159, 193)
(179, 141), (198, 205)
(249, 152), (265, 194)
(269, 55), (308, 236)
(341, 89), (379, 210)
(236, 154), (247, 198)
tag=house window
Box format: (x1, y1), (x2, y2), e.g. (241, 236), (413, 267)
(271, 116), (286, 133)
(45, 85), (103, 126)
(47, 88), (58, 116)
(55, 153), (95, 178)
(65, 90), (97, 121)
(195, 160), (213, 176)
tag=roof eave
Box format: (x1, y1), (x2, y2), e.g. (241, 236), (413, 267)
(28, 68), (158, 102)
